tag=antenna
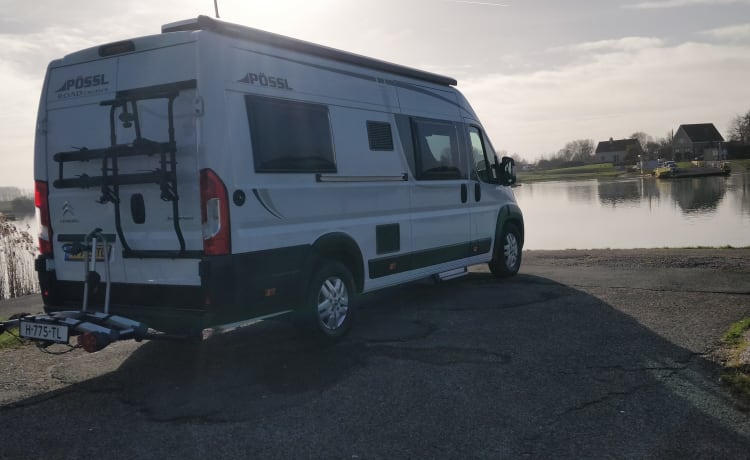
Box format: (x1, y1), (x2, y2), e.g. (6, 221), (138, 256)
(214, 0), (220, 18)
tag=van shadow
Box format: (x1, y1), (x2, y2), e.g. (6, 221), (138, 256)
(3, 272), (750, 457)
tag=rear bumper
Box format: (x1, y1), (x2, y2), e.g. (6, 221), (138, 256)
(36, 248), (311, 332)
(37, 256), (207, 333)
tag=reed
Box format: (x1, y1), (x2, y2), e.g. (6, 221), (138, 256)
(0, 215), (38, 300)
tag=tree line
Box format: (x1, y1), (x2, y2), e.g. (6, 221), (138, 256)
(530, 133), (675, 169)
(0, 186), (30, 202)
(523, 108), (750, 169)
(0, 187), (33, 216)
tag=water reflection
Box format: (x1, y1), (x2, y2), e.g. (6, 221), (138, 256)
(736, 171), (750, 216)
(515, 171), (750, 249)
(567, 183), (597, 204)
(660, 178), (727, 214)
(596, 176), (730, 213)
(598, 180), (643, 207)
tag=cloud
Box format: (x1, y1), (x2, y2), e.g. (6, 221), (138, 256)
(552, 37), (666, 54)
(699, 23), (750, 41)
(0, 61), (42, 189)
(441, 0), (509, 6)
(0, 0), (211, 188)
(460, 40), (750, 159)
(624, 0), (750, 9)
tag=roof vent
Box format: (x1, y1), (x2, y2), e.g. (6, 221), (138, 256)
(162, 18), (202, 33)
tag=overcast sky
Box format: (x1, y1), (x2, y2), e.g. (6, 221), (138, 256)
(1, 0), (749, 188)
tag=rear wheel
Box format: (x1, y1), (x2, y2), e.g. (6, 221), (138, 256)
(489, 223), (522, 278)
(304, 261), (356, 341)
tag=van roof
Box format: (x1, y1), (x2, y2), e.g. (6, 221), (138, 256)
(162, 16), (458, 87)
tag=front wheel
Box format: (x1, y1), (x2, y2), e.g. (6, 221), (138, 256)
(488, 223), (522, 278)
(304, 261), (356, 341)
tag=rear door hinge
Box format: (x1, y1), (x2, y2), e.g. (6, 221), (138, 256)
(37, 117), (48, 134)
(193, 96), (204, 117)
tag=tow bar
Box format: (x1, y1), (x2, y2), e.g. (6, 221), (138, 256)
(2, 310), (149, 353)
(1, 229), (152, 353)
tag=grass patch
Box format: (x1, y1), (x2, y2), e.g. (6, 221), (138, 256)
(0, 319), (26, 350)
(720, 318), (750, 408)
(725, 318), (750, 345)
(518, 163), (626, 183)
(518, 158), (750, 184)
(670, 245), (750, 250)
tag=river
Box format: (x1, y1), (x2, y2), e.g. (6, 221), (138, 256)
(514, 170), (750, 250)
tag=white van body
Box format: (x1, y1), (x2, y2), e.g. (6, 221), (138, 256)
(34, 16), (524, 337)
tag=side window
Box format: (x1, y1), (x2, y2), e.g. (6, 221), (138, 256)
(469, 126), (497, 183)
(245, 95), (336, 173)
(412, 118), (463, 180)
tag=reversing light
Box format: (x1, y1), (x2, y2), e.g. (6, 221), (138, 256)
(200, 169), (231, 255)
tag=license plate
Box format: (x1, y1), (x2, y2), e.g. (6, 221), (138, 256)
(64, 244), (108, 262)
(19, 320), (69, 344)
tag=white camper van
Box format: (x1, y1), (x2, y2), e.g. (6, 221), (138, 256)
(22, 16), (523, 350)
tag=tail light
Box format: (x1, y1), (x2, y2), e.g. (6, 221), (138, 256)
(77, 332), (111, 353)
(35, 180), (53, 256)
(200, 169), (231, 255)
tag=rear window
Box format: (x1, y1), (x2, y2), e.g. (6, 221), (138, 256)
(244, 95), (336, 173)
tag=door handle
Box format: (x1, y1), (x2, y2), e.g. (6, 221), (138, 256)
(461, 183), (468, 203)
(474, 182), (481, 202)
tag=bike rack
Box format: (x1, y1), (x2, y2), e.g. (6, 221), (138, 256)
(0, 229), (151, 352)
(52, 79), (201, 259)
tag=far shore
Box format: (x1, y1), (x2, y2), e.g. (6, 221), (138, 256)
(517, 158), (750, 183)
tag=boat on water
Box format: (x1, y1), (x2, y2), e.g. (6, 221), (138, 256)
(654, 161), (731, 179)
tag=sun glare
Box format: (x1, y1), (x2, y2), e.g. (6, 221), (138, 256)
(223, 0), (339, 38)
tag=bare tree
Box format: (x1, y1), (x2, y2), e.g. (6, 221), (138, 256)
(656, 133), (674, 159)
(558, 139), (595, 163)
(629, 132), (653, 150)
(644, 141), (660, 159)
(728, 111), (750, 143)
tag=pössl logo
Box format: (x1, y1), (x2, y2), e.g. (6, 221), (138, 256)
(56, 74), (109, 93)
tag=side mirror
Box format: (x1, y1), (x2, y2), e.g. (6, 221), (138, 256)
(498, 156), (516, 186)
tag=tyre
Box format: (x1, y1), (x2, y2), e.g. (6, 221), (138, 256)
(303, 261), (356, 341)
(488, 223), (522, 278)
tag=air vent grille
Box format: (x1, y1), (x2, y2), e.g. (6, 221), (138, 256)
(367, 121), (394, 151)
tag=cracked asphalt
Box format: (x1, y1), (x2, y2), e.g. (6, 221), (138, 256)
(1, 249), (750, 459)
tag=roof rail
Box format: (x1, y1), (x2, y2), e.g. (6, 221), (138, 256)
(161, 15), (458, 87)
